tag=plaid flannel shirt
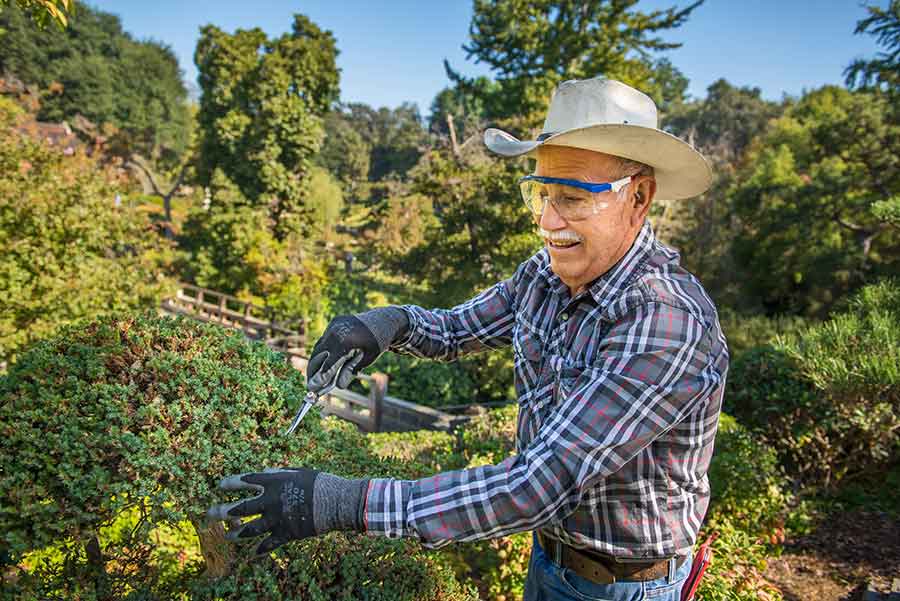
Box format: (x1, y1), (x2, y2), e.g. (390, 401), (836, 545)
(363, 220), (729, 559)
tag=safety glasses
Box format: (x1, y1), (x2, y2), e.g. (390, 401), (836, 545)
(518, 174), (633, 221)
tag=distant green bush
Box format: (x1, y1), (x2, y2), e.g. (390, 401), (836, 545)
(0, 312), (477, 599)
(0, 97), (176, 365)
(707, 414), (789, 535)
(727, 278), (900, 487)
(717, 308), (809, 359)
(372, 353), (479, 408)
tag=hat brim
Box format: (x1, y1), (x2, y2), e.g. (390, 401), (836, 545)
(484, 124), (712, 201)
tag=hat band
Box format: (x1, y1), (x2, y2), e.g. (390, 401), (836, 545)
(536, 132), (556, 141)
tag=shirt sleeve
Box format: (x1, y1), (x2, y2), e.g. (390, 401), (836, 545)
(390, 275), (517, 362)
(364, 302), (721, 549)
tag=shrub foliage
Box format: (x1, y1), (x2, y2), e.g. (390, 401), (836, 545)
(0, 312), (477, 599)
(727, 279), (900, 487)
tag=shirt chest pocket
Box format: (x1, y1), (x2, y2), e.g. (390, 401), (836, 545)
(512, 319), (545, 396)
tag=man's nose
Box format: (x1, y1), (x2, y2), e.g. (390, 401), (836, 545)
(539, 198), (567, 230)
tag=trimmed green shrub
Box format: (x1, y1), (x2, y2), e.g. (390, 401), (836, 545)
(190, 533), (479, 601)
(0, 312), (477, 599)
(707, 414), (789, 535)
(717, 308), (809, 359)
(367, 429), (464, 474)
(727, 278), (900, 487)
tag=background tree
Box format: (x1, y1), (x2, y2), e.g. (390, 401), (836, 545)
(317, 108), (371, 193)
(194, 14), (339, 240)
(0, 97), (176, 365)
(729, 85), (899, 316)
(0, 2), (190, 166)
(661, 79), (785, 307)
(844, 0), (899, 92)
(448, 0), (701, 131)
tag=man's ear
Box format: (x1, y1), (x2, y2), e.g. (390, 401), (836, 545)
(630, 177), (656, 226)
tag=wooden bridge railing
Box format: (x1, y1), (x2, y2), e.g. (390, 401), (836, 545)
(160, 283), (305, 346)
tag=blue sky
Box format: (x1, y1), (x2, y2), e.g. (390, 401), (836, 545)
(86, 0), (883, 115)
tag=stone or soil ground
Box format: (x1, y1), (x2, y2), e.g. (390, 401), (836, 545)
(763, 509), (900, 600)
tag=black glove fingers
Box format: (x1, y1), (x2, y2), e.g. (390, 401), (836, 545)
(254, 534), (289, 556)
(223, 493), (267, 518)
(306, 350), (330, 384)
(227, 516), (270, 541)
(336, 349), (363, 389)
(309, 350), (355, 391)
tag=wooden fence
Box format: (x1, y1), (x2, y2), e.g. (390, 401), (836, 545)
(160, 283), (304, 345)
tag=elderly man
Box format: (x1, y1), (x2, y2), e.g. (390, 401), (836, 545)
(208, 78), (728, 601)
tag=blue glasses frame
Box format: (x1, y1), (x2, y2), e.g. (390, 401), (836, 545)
(517, 174), (633, 193)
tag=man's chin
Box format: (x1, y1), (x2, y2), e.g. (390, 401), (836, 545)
(548, 255), (584, 284)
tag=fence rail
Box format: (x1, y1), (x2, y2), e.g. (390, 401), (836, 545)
(160, 283), (305, 345)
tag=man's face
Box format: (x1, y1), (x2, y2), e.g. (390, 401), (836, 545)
(534, 145), (654, 296)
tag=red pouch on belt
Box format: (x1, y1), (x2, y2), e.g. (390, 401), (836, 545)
(680, 532), (717, 601)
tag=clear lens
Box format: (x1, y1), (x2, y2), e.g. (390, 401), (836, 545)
(519, 180), (618, 221)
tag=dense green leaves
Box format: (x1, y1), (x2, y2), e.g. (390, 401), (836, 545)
(1, 312), (478, 599)
(194, 15), (339, 239)
(726, 279), (900, 487)
(0, 2), (191, 164)
(730, 86), (899, 315)
(0, 98), (176, 364)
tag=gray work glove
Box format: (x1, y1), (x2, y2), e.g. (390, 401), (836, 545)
(206, 467), (368, 557)
(307, 307), (408, 392)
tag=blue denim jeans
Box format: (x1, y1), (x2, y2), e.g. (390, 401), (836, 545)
(523, 532), (692, 601)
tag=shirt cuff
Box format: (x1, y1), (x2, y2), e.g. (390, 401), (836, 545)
(363, 477), (411, 539)
(387, 306), (420, 353)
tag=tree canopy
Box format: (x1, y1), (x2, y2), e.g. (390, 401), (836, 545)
(0, 2), (190, 164)
(194, 14), (339, 239)
(448, 0), (701, 130)
(730, 86), (899, 315)
(844, 0), (900, 91)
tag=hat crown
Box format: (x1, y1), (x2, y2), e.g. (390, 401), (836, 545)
(542, 78), (658, 135)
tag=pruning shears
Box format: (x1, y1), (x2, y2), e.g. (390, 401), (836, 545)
(285, 352), (354, 435)
(284, 385), (334, 435)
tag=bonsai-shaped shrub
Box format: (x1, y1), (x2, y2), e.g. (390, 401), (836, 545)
(0, 312), (478, 600)
(726, 278), (900, 487)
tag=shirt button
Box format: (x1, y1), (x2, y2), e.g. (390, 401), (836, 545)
(560, 313), (569, 321)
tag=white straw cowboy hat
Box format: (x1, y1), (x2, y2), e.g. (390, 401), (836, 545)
(484, 77), (712, 200)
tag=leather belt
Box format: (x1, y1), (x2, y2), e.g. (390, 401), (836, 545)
(536, 530), (687, 585)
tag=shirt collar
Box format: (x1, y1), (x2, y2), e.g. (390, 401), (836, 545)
(537, 219), (656, 308)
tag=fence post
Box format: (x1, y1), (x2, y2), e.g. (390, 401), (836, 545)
(242, 302), (252, 335)
(218, 295), (226, 324)
(369, 373), (388, 433)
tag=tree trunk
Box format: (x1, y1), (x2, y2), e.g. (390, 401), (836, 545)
(85, 534), (112, 600)
(192, 518), (235, 578)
